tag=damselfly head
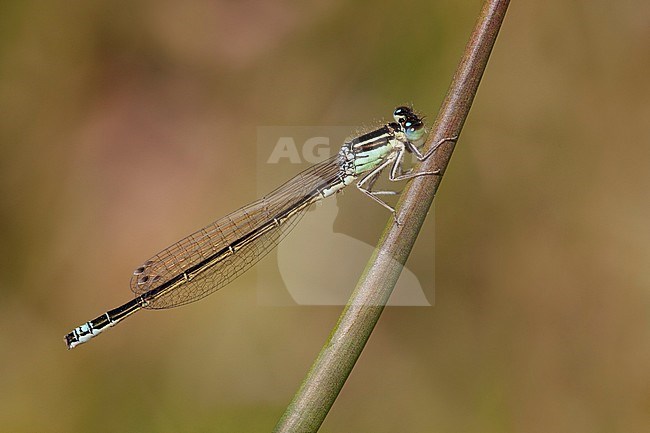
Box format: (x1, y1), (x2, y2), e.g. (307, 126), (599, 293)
(393, 106), (426, 145)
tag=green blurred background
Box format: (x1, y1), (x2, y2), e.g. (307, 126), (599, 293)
(1, 1), (648, 432)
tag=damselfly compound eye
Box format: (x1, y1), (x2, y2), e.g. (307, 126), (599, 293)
(404, 120), (425, 142)
(393, 106), (413, 125)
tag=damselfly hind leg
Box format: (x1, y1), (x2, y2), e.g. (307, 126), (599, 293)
(356, 158), (399, 216)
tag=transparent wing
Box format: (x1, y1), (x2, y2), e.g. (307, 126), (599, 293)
(130, 154), (343, 309)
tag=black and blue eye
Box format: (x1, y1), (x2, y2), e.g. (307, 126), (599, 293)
(404, 120), (425, 142)
(393, 106), (413, 125)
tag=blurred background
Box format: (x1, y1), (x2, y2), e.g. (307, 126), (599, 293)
(1, 1), (649, 432)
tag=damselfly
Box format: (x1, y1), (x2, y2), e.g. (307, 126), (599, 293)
(64, 106), (456, 349)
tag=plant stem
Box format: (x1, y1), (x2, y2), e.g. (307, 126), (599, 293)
(273, 1), (511, 431)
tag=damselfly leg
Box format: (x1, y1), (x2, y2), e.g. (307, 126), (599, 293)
(356, 134), (458, 224)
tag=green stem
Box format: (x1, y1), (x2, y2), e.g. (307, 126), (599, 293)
(273, 1), (511, 431)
